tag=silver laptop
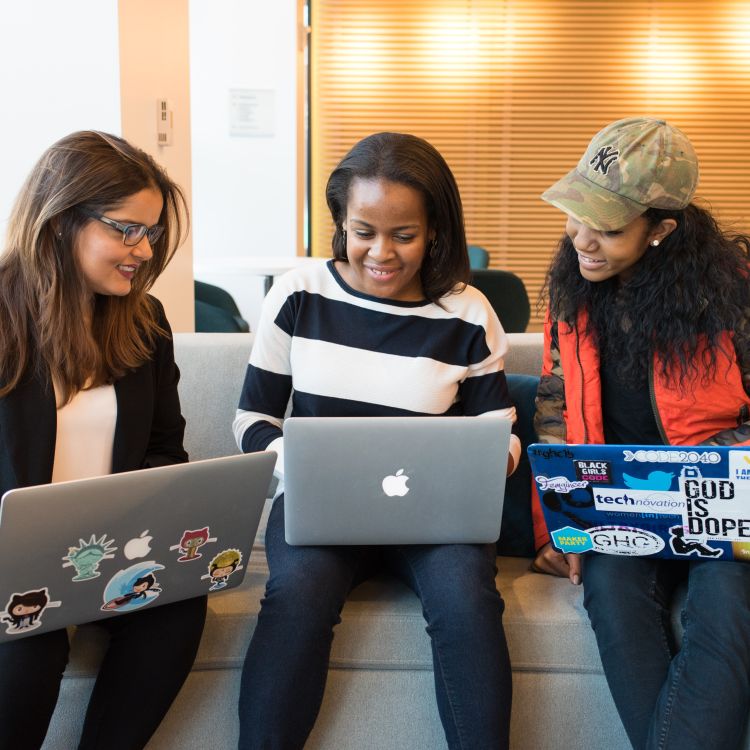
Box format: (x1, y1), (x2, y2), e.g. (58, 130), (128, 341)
(284, 417), (511, 545)
(0, 452), (275, 641)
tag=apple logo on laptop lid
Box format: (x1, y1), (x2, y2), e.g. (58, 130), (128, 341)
(124, 530), (153, 560)
(382, 469), (410, 497)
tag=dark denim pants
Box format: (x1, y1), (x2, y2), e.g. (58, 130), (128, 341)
(0, 594), (207, 749)
(238, 496), (512, 750)
(583, 554), (750, 750)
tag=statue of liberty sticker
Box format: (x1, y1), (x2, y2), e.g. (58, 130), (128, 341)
(62, 533), (118, 581)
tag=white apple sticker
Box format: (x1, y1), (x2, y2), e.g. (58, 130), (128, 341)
(382, 469), (410, 497)
(123, 530), (153, 560)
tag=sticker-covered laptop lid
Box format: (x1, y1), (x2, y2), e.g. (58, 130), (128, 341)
(0, 452), (275, 640)
(528, 443), (750, 562)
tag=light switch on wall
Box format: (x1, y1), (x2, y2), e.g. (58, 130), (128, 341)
(156, 98), (173, 146)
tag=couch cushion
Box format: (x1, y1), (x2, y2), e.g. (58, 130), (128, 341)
(174, 332), (253, 462)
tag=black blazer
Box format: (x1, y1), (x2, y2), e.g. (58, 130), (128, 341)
(0, 298), (188, 498)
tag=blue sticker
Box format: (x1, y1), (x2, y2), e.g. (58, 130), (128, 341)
(622, 470), (675, 491)
(101, 561), (165, 612)
(551, 526), (593, 554)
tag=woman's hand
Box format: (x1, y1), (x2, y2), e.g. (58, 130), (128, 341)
(531, 542), (582, 585)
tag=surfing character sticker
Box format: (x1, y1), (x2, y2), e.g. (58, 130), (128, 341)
(202, 549), (243, 591)
(62, 533), (118, 581)
(1, 588), (62, 634)
(170, 527), (217, 562)
(101, 561), (165, 612)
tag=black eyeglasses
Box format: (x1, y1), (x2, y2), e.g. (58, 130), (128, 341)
(81, 209), (164, 247)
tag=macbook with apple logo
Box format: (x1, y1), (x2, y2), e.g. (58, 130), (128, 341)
(283, 416), (511, 545)
(0, 451), (275, 640)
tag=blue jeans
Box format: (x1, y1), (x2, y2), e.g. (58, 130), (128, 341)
(583, 554), (750, 750)
(238, 496), (512, 750)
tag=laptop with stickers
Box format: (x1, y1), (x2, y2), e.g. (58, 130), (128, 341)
(528, 443), (750, 562)
(283, 416), (511, 545)
(0, 451), (275, 640)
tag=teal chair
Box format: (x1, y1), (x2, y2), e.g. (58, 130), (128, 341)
(467, 244), (490, 269)
(469, 269), (530, 333)
(194, 280), (250, 333)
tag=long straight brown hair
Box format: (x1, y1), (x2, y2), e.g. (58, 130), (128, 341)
(0, 131), (188, 402)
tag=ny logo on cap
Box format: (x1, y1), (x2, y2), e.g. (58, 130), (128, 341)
(589, 146), (619, 175)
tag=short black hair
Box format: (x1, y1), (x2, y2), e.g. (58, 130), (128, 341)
(134, 574), (155, 589)
(325, 132), (470, 302)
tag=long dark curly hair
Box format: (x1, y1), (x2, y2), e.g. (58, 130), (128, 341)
(544, 204), (750, 388)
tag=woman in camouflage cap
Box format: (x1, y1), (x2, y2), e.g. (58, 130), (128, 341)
(532, 117), (750, 750)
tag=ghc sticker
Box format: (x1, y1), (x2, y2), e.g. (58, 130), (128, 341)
(588, 526), (665, 556)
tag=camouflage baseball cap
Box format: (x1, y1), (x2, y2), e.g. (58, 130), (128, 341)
(541, 117), (699, 231)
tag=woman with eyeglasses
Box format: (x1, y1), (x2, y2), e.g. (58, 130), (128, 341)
(0, 131), (206, 749)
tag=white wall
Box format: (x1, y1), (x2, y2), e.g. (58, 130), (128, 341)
(0, 1), (300, 332)
(0, 2), (121, 241)
(189, 0), (299, 330)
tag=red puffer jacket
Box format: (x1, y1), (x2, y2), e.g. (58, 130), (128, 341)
(531, 309), (750, 550)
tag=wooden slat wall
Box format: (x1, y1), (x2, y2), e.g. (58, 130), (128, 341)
(310, 0), (750, 330)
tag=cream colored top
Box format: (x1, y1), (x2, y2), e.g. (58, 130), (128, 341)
(51, 384), (117, 483)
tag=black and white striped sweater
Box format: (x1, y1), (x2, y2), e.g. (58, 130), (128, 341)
(233, 260), (520, 476)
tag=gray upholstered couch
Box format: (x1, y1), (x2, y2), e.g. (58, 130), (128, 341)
(40, 332), (644, 748)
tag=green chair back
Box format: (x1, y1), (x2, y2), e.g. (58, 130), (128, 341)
(467, 245), (490, 269)
(194, 280), (250, 333)
(469, 269), (530, 333)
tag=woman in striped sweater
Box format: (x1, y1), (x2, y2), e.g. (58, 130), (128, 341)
(233, 132), (519, 750)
